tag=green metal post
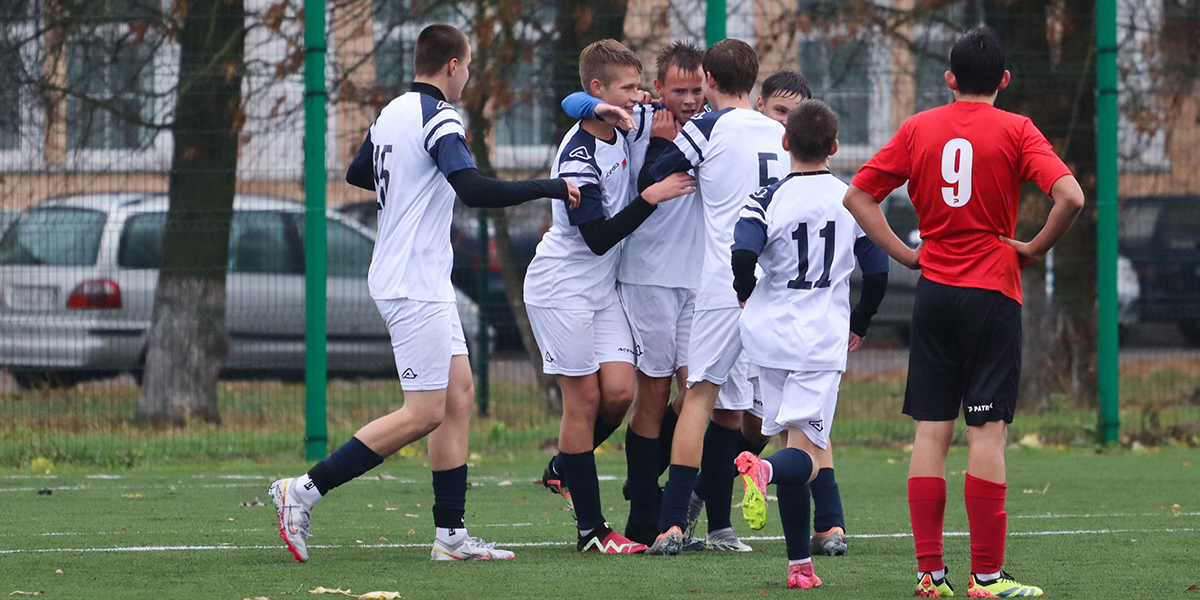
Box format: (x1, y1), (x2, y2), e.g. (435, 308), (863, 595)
(1096, 0), (1120, 444)
(706, 0), (725, 46)
(475, 212), (490, 417)
(303, 0), (328, 461)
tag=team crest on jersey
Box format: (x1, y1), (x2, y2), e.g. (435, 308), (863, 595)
(436, 100), (453, 111)
(568, 146), (592, 161)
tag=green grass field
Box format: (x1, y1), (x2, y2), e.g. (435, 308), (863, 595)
(1, 446), (1196, 599)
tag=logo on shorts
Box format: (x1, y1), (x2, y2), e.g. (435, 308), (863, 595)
(808, 420), (824, 432)
(967, 403), (994, 413)
(633, 344), (643, 357)
(544, 351), (555, 364)
(401, 368), (418, 380)
(618, 346), (636, 356)
(753, 398), (764, 407)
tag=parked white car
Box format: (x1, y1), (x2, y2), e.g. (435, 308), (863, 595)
(0, 193), (479, 388)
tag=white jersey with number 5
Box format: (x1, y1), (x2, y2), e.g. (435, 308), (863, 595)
(645, 107), (786, 310)
(368, 89), (475, 303)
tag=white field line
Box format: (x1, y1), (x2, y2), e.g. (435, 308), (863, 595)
(1, 527), (1195, 555)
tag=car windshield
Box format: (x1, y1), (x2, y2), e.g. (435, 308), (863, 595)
(0, 207), (107, 266)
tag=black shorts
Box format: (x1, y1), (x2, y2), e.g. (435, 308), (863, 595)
(903, 277), (1021, 426)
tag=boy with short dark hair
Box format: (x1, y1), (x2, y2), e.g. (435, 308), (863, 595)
(638, 38), (788, 556)
(844, 25), (1083, 597)
(733, 98), (889, 589)
(270, 23), (580, 564)
(756, 69), (812, 123)
(525, 38), (695, 554)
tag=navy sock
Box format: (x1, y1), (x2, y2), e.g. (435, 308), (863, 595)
(624, 428), (660, 526)
(307, 436), (384, 495)
(739, 432), (769, 457)
(699, 421), (741, 533)
(811, 467), (846, 532)
(659, 464), (700, 531)
(431, 464), (468, 529)
(593, 416), (622, 448)
(657, 403), (680, 476)
(764, 447), (814, 485)
(551, 417), (623, 480)
(560, 451), (604, 532)
(777, 482), (812, 561)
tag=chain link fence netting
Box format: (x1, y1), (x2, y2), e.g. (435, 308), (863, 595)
(1, 0), (1197, 466)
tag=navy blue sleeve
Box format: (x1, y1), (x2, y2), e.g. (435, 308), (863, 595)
(567, 184), (605, 226)
(429, 134), (477, 178)
(854, 235), (890, 276)
(638, 142), (693, 193)
(346, 133), (375, 191)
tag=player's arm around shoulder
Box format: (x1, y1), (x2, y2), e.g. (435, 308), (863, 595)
(731, 185), (775, 306)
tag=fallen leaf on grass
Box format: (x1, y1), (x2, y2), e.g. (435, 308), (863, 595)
(242, 597), (270, 600)
(1188, 584), (1199, 591)
(385, 508), (398, 512)
(377, 474), (397, 480)
(1022, 483), (1051, 495)
(404, 514), (420, 518)
(241, 497), (265, 507)
(367, 504), (373, 508)
(379, 537), (388, 542)
(31, 457), (53, 473)
(123, 494), (144, 498)
(357, 592), (401, 600)
(407, 529), (415, 535)
(309, 587), (354, 596)
(1018, 432), (1042, 449)
(497, 481), (512, 486)
(9, 592), (44, 596)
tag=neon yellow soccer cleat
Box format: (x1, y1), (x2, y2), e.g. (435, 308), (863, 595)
(734, 451), (770, 530)
(967, 571), (1043, 597)
(914, 571), (955, 597)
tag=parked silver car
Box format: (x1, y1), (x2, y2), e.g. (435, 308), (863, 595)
(0, 193), (479, 388)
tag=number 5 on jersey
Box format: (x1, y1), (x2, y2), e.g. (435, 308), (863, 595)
(373, 144), (394, 209)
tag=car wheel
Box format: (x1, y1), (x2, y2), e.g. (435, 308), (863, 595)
(1178, 319), (1200, 346)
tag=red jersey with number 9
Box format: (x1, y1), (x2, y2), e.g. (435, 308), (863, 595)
(851, 101), (1073, 304)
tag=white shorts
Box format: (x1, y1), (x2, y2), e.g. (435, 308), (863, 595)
(756, 367), (843, 449)
(686, 307), (743, 387)
(527, 301), (636, 376)
(746, 363), (765, 419)
(714, 353), (754, 411)
(375, 299), (469, 392)
(619, 283), (694, 378)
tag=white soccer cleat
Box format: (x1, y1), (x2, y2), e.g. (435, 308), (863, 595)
(269, 478), (312, 562)
(430, 535), (516, 561)
(705, 527), (754, 552)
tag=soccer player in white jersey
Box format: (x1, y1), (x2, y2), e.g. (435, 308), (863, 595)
(635, 38), (787, 555)
(731, 99), (889, 589)
(524, 39), (695, 554)
(267, 24), (580, 564)
(557, 41), (708, 547)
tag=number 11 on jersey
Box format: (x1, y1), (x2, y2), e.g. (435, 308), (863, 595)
(788, 220), (835, 290)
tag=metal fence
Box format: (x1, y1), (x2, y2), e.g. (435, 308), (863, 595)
(2, 0), (1198, 465)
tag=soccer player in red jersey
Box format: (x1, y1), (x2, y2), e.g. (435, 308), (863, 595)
(843, 26), (1084, 598)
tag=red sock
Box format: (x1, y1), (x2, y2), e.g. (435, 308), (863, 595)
(908, 477), (946, 572)
(964, 473), (1007, 574)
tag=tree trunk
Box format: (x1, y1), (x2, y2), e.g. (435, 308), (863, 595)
(990, 0), (1098, 405)
(137, 0), (245, 426)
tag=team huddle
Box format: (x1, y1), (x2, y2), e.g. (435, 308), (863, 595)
(269, 23), (1083, 598)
